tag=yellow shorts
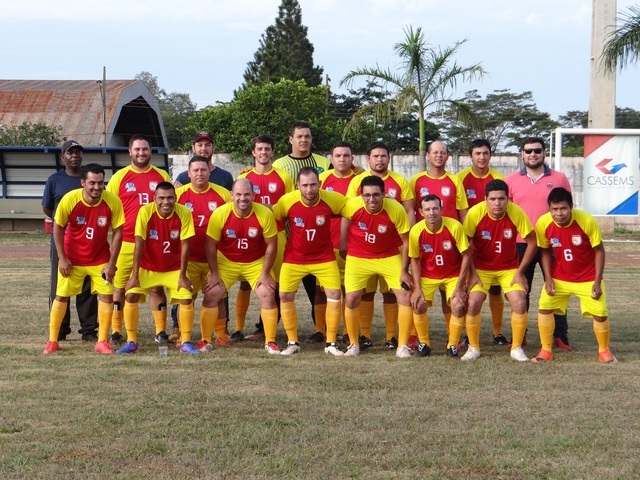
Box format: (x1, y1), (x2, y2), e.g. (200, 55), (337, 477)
(345, 255), (402, 294)
(539, 279), (608, 318)
(364, 275), (390, 294)
(470, 269), (524, 295)
(271, 230), (286, 280)
(316, 249), (346, 287)
(114, 241), (135, 289)
(126, 268), (193, 304)
(219, 253), (268, 290)
(187, 260), (209, 295)
(280, 260), (341, 293)
(419, 277), (460, 307)
(56, 263), (113, 297)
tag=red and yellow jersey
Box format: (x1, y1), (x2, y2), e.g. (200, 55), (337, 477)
(342, 196), (409, 259)
(176, 182), (230, 263)
(536, 210), (602, 282)
(134, 202), (195, 272)
(457, 167), (504, 208)
(55, 189), (125, 266)
(238, 167), (293, 231)
(320, 170), (358, 249)
(206, 202), (277, 263)
(463, 202), (533, 271)
(346, 170), (413, 204)
(409, 217), (469, 279)
(273, 189), (345, 264)
(106, 165), (171, 243)
(411, 171), (468, 220)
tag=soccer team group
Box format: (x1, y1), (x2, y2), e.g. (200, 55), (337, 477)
(41, 122), (617, 364)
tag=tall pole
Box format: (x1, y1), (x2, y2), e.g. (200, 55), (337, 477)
(589, 0), (616, 128)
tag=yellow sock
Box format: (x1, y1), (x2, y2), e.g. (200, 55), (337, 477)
(123, 301), (139, 343)
(179, 303), (194, 344)
(593, 319), (611, 353)
(383, 302), (398, 340)
(344, 306), (360, 345)
(397, 304), (413, 346)
(510, 312), (528, 349)
(97, 300), (113, 342)
(447, 315), (465, 349)
(214, 314), (228, 340)
(325, 299), (341, 344)
(280, 301), (298, 343)
(261, 307), (279, 344)
(199, 305), (217, 342)
(489, 294), (504, 336)
(444, 312), (451, 333)
(49, 299), (67, 342)
(112, 307), (123, 334)
(235, 288), (251, 332)
(359, 300), (374, 338)
(152, 309), (166, 335)
(314, 303), (327, 335)
(537, 312), (555, 352)
(465, 314), (482, 350)
(413, 312), (430, 346)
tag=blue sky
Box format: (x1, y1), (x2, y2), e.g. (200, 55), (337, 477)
(2, 0), (639, 119)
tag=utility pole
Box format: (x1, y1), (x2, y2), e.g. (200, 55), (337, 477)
(589, 0), (616, 128)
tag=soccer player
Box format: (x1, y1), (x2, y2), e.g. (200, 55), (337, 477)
(505, 137), (573, 350)
(107, 134), (172, 344)
(203, 178), (280, 354)
(42, 139), (98, 342)
(460, 179), (537, 362)
(341, 175), (413, 357)
(457, 139), (508, 345)
(173, 130), (234, 190)
(272, 167), (346, 356)
(409, 194), (470, 358)
(43, 163), (124, 354)
(532, 188), (617, 364)
(176, 156), (231, 351)
(115, 182), (197, 354)
(235, 135), (293, 341)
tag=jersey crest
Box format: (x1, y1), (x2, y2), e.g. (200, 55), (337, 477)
(387, 188), (398, 199)
(316, 215), (326, 226)
(248, 227), (258, 238)
(170, 230), (179, 240)
(268, 182), (278, 193)
(503, 229), (513, 239)
(149, 181), (158, 191)
(97, 216), (107, 227)
(208, 201), (218, 212)
(377, 224), (388, 234)
(572, 235), (582, 246)
(441, 186), (451, 197)
(443, 240), (452, 251)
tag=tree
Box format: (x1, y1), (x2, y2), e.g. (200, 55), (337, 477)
(241, 0), (323, 89)
(0, 122), (63, 146)
(340, 25), (484, 169)
(602, 5), (640, 72)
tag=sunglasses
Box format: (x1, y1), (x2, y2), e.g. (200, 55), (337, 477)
(523, 148), (543, 154)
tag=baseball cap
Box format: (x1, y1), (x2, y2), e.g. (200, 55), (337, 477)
(61, 140), (84, 152)
(193, 131), (214, 144)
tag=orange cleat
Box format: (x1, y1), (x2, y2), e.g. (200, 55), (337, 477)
(598, 350), (618, 364)
(215, 337), (234, 347)
(43, 340), (60, 355)
(531, 349), (553, 364)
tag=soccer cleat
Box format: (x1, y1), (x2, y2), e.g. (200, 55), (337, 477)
(324, 342), (344, 356)
(110, 332), (125, 345)
(264, 342), (281, 354)
(531, 349), (553, 364)
(180, 342), (202, 355)
(493, 334), (509, 346)
(215, 337), (234, 347)
(358, 335), (373, 350)
(461, 346), (481, 361)
(457, 335), (469, 351)
(155, 331), (169, 345)
(510, 347), (529, 362)
(244, 327), (265, 341)
(115, 341), (139, 354)
(43, 340), (60, 355)
(197, 340), (213, 352)
(280, 342), (300, 356)
(417, 343), (431, 357)
(94, 340), (114, 354)
(385, 337), (398, 350)
(445, 345), (459, 359)
(82, 333), (98, 342)
(598, 350), (618, 364)
(304, 331), (325, 344)
(230, 330), (244, 343)
(168, 328), (181, 342)
(408, 335), (419, 351)
(553, 336), (574, 351)
(396, 345), (412, 359)
(344, 344), (360, 357)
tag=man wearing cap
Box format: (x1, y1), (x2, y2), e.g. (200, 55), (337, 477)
(173, 131), (233, 190)
(42, 140), (98, 341)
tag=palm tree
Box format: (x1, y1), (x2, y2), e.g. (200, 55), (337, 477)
(340, 25), (485, 170)
(602, 5), (640, 72)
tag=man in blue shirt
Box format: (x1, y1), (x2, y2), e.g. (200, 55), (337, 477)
(173, 131), (233, 190)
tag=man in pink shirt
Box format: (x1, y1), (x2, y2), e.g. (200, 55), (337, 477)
(505, 137), (573, 351)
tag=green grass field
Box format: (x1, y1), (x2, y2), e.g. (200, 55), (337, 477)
(0, 233), (638, 479)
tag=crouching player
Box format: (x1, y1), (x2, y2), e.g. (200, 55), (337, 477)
(532, 187), (617, 364)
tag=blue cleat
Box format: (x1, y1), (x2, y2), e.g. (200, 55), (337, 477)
(115, 341), (139, 354)
(180, 342), (202, 355)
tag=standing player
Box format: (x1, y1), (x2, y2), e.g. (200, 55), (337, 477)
(107, 134), (172, 344)
(176, 156), (231, 350)
(409, 194), (470, 358)
(272, 167), (346, 356)
(461, 180), (537, 362)
(42, 140), (98, 341)
(173, 130), (234, 190)
(43, 164), (124, 354)
(115, 182), (196, 354)
(203, 178), (280, 354)
(457, 139), (508, 345)
(532, 188), (617, 364)
(341, 175), (413, 357)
